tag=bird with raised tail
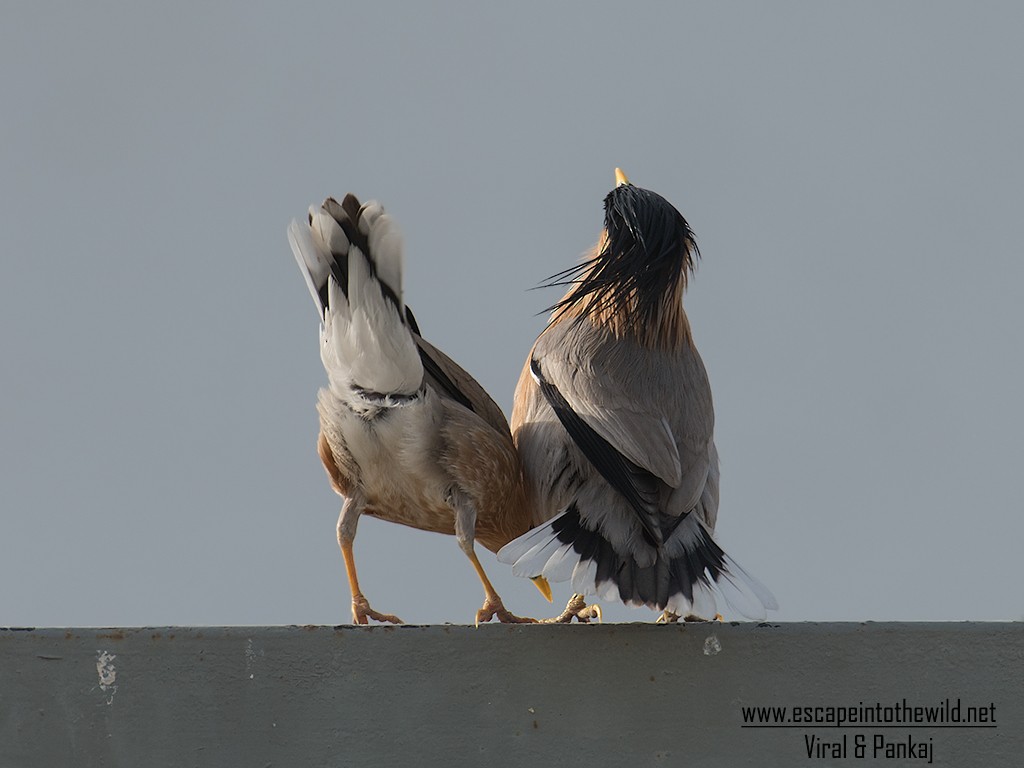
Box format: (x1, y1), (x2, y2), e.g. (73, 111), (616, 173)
(498, 170), (778, 622)
(288, 194), (598, 625)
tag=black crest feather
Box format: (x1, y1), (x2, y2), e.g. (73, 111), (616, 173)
(544, 183), (699, 329)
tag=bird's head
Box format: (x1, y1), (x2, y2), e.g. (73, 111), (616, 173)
(545, 169), (699, 348)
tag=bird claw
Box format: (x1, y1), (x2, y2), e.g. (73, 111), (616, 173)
(683, 612), (724, 623)
(575, 601), (603, 623)
(542, 593), (602, 624)
(656, 610), (724, 624)
(475, 597), (538, 626)
(351, 595), (404, 625)
(696, 614), (729, 626)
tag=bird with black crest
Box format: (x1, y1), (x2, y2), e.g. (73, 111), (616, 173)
(499, 169), (777, 622)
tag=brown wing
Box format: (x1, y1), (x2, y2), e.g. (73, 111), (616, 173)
(438, 400), (530, 552)
(414, 335), (512, 441)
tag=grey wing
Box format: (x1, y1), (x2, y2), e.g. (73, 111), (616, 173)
(532, 322), (715, 516)
(528, 355), (664, 545)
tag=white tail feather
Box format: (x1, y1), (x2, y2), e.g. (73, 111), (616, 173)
(289, 200), (423, 406)
(368, 212), (404, 311)
(288, 219), (331, 319)
(358, 201), (383, 234)
(499, 514), (562, 571)
(709, 555), (780, 618)
(322, 248), (421, 398)
(310, 208), (350, 257)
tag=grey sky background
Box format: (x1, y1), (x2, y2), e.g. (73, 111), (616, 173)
(2, 3), (1021, 627)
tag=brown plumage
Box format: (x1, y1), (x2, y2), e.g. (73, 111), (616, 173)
(288, 194), (594, 624)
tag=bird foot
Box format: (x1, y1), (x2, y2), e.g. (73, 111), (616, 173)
(656, 610), (724, 624)
(475, 596), (538, 626)
(684, 612), (724, 623)
(542, 593), (602, 624)
(351, 595), (404, 625)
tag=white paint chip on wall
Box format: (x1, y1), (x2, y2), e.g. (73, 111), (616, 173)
(95, 650), (117, 705)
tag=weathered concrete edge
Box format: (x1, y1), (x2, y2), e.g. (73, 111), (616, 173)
(2, 622), (1021, 768)
(3, 620), (1021, 634)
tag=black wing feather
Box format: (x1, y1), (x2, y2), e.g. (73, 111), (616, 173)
(531, 357), (662, 546)
(416, 338), (476, 414)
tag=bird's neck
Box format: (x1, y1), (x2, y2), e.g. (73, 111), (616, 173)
(556, 276), (693, 350)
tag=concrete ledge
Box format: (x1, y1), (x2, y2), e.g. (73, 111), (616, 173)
(2, 623), (1021, 766)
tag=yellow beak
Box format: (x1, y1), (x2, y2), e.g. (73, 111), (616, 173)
(530, 575), (553, 602)
(615, 167), (631, 187)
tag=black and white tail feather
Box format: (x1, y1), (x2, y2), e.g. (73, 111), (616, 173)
(288, 196), (423, 414)
(498, 503), (777, 620)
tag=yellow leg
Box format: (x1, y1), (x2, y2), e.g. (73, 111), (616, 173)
(465, 549), (537, 626)
(465, 550), (601, 626)
(339, 539), (403, 625)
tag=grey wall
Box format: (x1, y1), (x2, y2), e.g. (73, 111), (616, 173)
(2, 623), (1020, 766)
